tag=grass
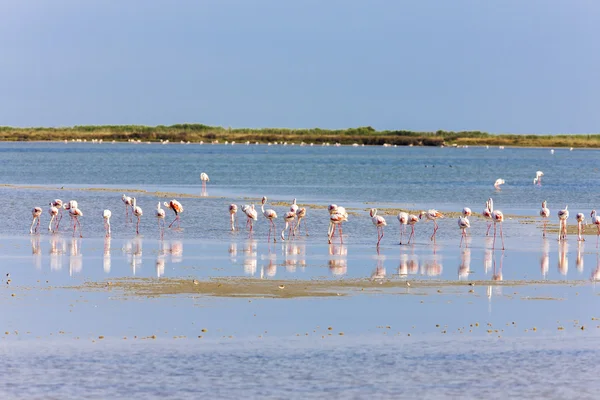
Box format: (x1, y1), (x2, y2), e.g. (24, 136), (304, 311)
(0, 124), (599, 147)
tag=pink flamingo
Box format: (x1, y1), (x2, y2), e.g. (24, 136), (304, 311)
(122, 194), (133, 222)
(132, 197), (143, 234)
(70, 206), (83, 238)
(281, 211), (296, 241)
(156, 202), (166, 239)
(290, 198), (298, 214)
(398, 212), (408, 244)
(164, 199), (183, 228)
(576, 212), (585, 242)
(494, 179), (505, 190)
(328, 204), (347, 238)
(49, 199), (63, 230)
(539, 201), (550, 237)
(229, 204), (238, 231)
(419, 209), (445, 242)
(492, 209), (505, 250)
(458, 214), (470, 248)
(483, 198), (493, 236)
(30, 207), (42, 234)
(200, 172), (210, 190)
(533, 171), (543, 186)
(103, 209), (112, 237)
(591, 210), (600, 247)
(370, 208), (387, 247)
(261, 196), (278, 242)
(242, 204), (258, 233)
(295, 207), (308, 236)
(557, 205), (569, 241)
(328, 210), (348, 244)
(48, 205), (59, 233)
(462, 207), (472, 236)
(406, 213), (419, 245)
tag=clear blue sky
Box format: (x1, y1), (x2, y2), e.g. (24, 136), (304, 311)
(1, 0), (598, 133)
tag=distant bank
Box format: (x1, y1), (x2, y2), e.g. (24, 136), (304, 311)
(0, 124), (598, 148)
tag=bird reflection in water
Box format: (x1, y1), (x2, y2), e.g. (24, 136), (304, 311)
(422, 248), (443, 277)
(31, 235), (42, 270)
(484, 237), (493, 275)
(458, 248), (471, 280)
(103, 236), (111, 273)
(125, 237), (143, 275)
(576, 241), (584, 274)
(156, 254), (165, 277)
(49, 235), (66, 271)
(229, 242), (238, 263)
(540, 238), (549, 278)
(487, 250), (504, 305)
(591, 254), (600, 281)
(242, 239), (257, 275)
(283, 243), (305, 273)
(398, 253), (408, 276)
(328, 244), (347, 276)
(261, 253), (277, 278)
(170, 240), (183, 263)
(371, 253), (386, 282)
(558, 240), (568, 276)
(69, 238), (82, 276)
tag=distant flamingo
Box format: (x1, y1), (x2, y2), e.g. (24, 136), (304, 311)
(576, 212), (585, 242)
(30, 207), (42, 234)
(370, 208), (387, 247)
(200, 172), (210, 190)
(419, 209), (444, 242)
(397, 212), (408, 244)
(122, 194), (133, 222)
(70, 206), (83, 238)
(229, 204), (238, 231)
(591, 210), (600, 247)
(557, 205), (569, 241)
(49, 199), (63, 230)
(281, 211), (296, 241)
(328, 204), (347, 239)
(458, 215), (470, 248)
(406, 213), (419, 245)
(132, 197), (143, 234)
(494, 179), (505, 190)
(242, 204), (258, 233)
(540, 201), (550, 237)
(328, 210), (348, 244)
(295, 207), (308, 236)
(261, 196), (278, 242)
(492, 209), (505, 250)
(48, 205), (59, 232)
(533, 171), (544, 186)
(103, 209), (112, 237)
(483, 198), (493, 236)
(156, 202), (166, 239)
(164, 199), (183, 228)
(462, 207), (472, 236)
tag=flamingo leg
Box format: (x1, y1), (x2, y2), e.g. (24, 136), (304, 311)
(399, 222), (404, 245)
(339, 224), (344, 244)
(597, 225), (599, 248)
(486, 222), (492, 236)
(492, 223), (497, 250)
(431, 220), (438, 242)
(49, 215), (55, 232)
(543, 220), (547, 238)
(407, 225), (415, 245)
(500, 223), (505, 250)
(56, 210), (62, 230)
(136, 216), (140, 235)
(460, 229), (464, 248)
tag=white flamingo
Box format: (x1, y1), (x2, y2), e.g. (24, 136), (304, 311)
(557, 205), (569, 241)
(494, 179), (505, 190)
(492, 208), (505, 250)
(406, 213), (419, 245)
(48, 205), (59, 233)
(540, 201), (550, 237)
(103, 209), (112, 237)
(419, 209), (445, 242)
(200, 172), (210, 190)
(533, 171), (544, 186)
(132, 197), (143, 234)
(229, 204), (238, 231)
(281, 211), (296, 241)
(30, 207), (42, 234)
(576, 212), (585, 242)
(295, 207), (308, 236)
(156, 202), (166, 239)
(458, 215), (470, 248)
(261, 196), (278, 242)
(49, 199), (63, 230)
(591, 210), (600, 248)
(328, 209), (348, 244)
(483, 198), (493, 236)
(370, 208), (387, 247)
(70, 206), (83, 238)
(242, 204), (258, 233)
(122, 194), (133, 222)
(398, 212), (408, 244)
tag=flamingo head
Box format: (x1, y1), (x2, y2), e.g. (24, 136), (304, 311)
(163, 201), (170, 208)
(261, 196), (267, 205)
(369, 208), (377, 217)
(542, 200), (546, 208)
(419, 211), (426, 220)
(328, 204), (338, 214)
(591, 210), (596, 218)
(292, 198), (297, 205)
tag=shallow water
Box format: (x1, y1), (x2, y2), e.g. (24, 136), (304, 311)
(2, 142), (600, 398)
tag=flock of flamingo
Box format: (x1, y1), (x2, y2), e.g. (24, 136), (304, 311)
(27, 170), (600, 249)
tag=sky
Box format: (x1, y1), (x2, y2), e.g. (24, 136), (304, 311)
(0, 0), (598, 133)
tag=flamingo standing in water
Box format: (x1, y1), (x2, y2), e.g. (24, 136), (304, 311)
(419, 209), (444, 242)
(290, 198), (298, 214)
(406, 213), (419, 245)
(557, 205), (569, 241)
(30, 207), (42, 234)
(242, 204), (258, 233)
(458, 214), (470, 248)
(49, 199), (63, 230)
(281, 210), (296, 241)
(533, 171), (544, 186)
(261, 196), (278, 242)
(370, 208), (387, 247)
(63, 200), (78, 226)
(397, 212), (408, 244)
(122, 194), (133, 222)
(494, 179), (505, 190)
(229, 204), (238, 231)
(70, 206), (83, 238)
(200, 173), (210, 190)
(156, 202), (166, 239)
(295, 207), (308, 236)
(328, 209), (348, 244)
(103, 209), (112, 237)
(328, 204), (347, 239)
(462, 207), (472, 236)
(591, 210), (600, 248)
(164, 199), (183, 228)
(492, 208), (505, 250)
(540, 201), (550, 237)
(132, 197), (143, 234)
(483, 198), (493, 236)
(48, 205), (59, 233)
(576, 212), (585, 242)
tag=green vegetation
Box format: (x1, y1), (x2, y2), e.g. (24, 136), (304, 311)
(0, 124), (598, 147)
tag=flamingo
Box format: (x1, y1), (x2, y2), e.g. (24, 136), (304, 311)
(48, 205), (59, 232)
(200, 172), (210, 190)
(156, 202), (166, 239)
(295, 207), (308, 236)
(533, 171), (544, 186)
(458, 215), (470, 248)
(462, 207), (472, 236)
(419, 209), (445, 242)
(70, 206), (83, 238)
(103, 209), (112, 237)
(591, 210), (600, 247)
(242, 204), (258, 233)
(492, 209), (505, 250)
(557, 205), (569, 241)
(49, 199), (63, 230)
(328, 210), (348, 244)
(406, 213), (419, 245)
(132, 197), (143, 234)
(164, 199), (183, 228)
(398, 212), (408, 244)
(494, 179), (505, 190)
(122, 194), (133, 222)
(483, 198), (493, 236)
(261, 196), (278, 242)
(540, 201), (550, 237)
(229, 204), (238, 231)
(370, 208), (387, 247)
(576, 213), (586, 242)
(30, 207), (42, 234)
(290, 198), (298, 214)
(281, 211), (296, 241)
(328, 204), (347, 238)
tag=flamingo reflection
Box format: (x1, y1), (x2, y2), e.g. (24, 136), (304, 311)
(156, 254), (165, 277)
(170, 240), (183, 263)
(229, 242), (238, 263)
(31, 235), (41, 269)
(487, 250), (504, 303)
(261, 253), (277, 278)
(103, 236), (111, 273)
(242, 239), (258, 275)
(371, 253), (386, 282)
(591, 254), (600, 281)
(558, 240), (568, 276)
(484, 238), (493, 275)
(283, 243), (305, 273)
(540, 238), (549, 278)
(49, 236), (65, 271)
(69, 238), (82, 276)
(458, 248), (471, 280)
(577, 241), (584, 273)
(328, 244), (348, 276)
(422, 250), (443, 277)
(398, 253), (408, 276)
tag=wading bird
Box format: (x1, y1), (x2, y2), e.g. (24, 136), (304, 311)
(242, 204), (258, 233)
(557, 205), (569, 241)
(370, 208), (387, 247)
(122, 194), (133, 222)
(103, 209), (112, 237)
(419, 209), (445, 242)
(328, 209), (348, 244)
(229, 204), (238, 231)
(533, 171), (544, 186)
(281, 210), (296, 241)
(164, 199), (183, 229)
(406, 213), (419, 245)
(483, 198), (493, 236)
(132, 197), (143, 234)
(156, 202), (166, 239)
(30, 207), (42, 234)
(49, 199), (63, 230)
(295, 207), (308, 236)
(576, 212), (585, 242)
(540, 201), (550, 237)
(200, 172), (210, 190)
(591, 210), (600, 247)
(48, 205), (59, 233)
(458, 214), (470, 248)
(398, 212), (408, 244)
(492, 208), (505, 250)
(494, 179), (505, 190)
(261, 196), (278, 242)
(69, 206), (83, 238)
